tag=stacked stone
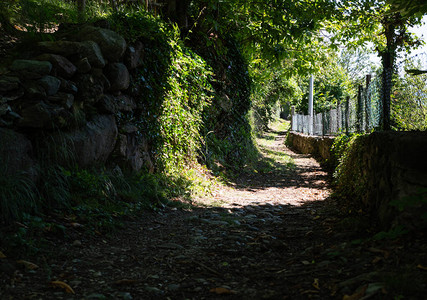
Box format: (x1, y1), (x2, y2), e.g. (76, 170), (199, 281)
(0, 25), (153, 179)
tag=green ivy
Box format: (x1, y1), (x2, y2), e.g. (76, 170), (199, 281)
(331, 133), (368, 206)
(110, 12), (213, 173)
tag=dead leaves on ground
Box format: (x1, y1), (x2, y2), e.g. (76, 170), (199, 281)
(50, 280), (75, 294)
(16, 260), (39, 270)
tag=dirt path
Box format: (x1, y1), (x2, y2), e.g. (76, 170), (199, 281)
(1, 129), (425, 299)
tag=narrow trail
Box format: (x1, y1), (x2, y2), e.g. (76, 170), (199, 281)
(1, 130), (425, 299)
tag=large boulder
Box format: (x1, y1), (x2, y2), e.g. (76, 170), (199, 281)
(105, 63), (130, 91)
(58, 115), (118, 166)
(38, 41), (81, 57)
(79, 41), (106, 68)
(37, 75), (62, 96)
(75, 73), (108, 103)
(124, 42), (144, 70)
(10, 60), (52, 79)
(23, 81), (47, 99)
(79, 26), (126, 62)
(0, 128), (38, 180)
(18, 101), (69, 129)
(113, 125), (154, 173)
(0, 76), (20, 92)
(48, 93), (74, 109)
(36, 54), (77, 79)
(75, 57), (92, 74)
(97, 94), (136, 114)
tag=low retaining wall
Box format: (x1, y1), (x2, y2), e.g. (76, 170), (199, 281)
(286, 131), (335, 162)
(348, 131), (427, 229)
(287, 130), (427, 230)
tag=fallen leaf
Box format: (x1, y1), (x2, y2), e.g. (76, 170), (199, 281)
(312, 278), (320, 290)
(367, 247), (389, 259)
(343, 284), (367, 300)
(0, 251), (6, 258)
(372, 256), (382, 264)
(417, 264), (427, 271)
(210, 287), (237, 295)
(16, 260), (39, 270)
(69, 222), (83, 228)
(50, 280), (75, 294)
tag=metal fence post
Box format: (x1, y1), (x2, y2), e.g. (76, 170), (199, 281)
(357, 85), (363, 132)
(345, 96), (350, 134)
(308, 75), (314, 135)
(365, 74), (372, 132)
(290, 105), (295, 131)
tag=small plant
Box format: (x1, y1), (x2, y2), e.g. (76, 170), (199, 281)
(0, 171), (38, 223)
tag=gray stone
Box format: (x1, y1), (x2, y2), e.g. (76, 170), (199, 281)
(60, 79), (78, 94)
(112, 132), (154, 173)
(105, 63), (130, 91)
(79, 41), (106, 68)
(5, 111), (22, 120)
(0, 104), (11, 116)
(10, 60), (52, 77)
(58, 115), (118, 166)
(38, 41), (81, 57)
(36, 54), (77, 79)
(48, 93), (74, 108)
(79, 26), (126, 62)
(38, 75), (61, 96)
(92, 68), (111, 90)
(0, 76), (20, 92)
(23, 82), (46, 99)
(97, 94), (117, 114)
(0, 89), (25, 103)
(124, 41), (144, 70)
(75, 74), (105, 103)
(18, 102), (53, 128)
(121, 124), (138, 133)
(76, 57), (92, 73)
(116, 94), (136, 112)
(0, 128), (38, 180)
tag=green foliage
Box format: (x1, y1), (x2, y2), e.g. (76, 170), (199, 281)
(295, 53), (353, 114)
(331, 133), (368, 205)
(0, 0), (79, 33)
(392, 59), (427, 131)
(250, 61), (302, 133)
(110, 11), (214, 173)
(187, 0), (333, 74)
(0, 170), (38, 223)
(373, 225), (408, 240)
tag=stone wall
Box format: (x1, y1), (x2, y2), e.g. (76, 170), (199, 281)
(287, 130), (427, 229)
(286, 131), (335, 162)
(0, 23), (154, 179)
(352, 131), (427, 229)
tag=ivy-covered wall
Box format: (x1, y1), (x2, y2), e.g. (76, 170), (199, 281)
(287, 131), (427, 230)
(333, 132), (427, 229)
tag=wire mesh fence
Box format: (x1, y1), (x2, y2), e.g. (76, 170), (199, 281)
(291, 75), (382, 136)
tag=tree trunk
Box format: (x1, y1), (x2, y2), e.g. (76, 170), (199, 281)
(77, 0), (86, 22)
